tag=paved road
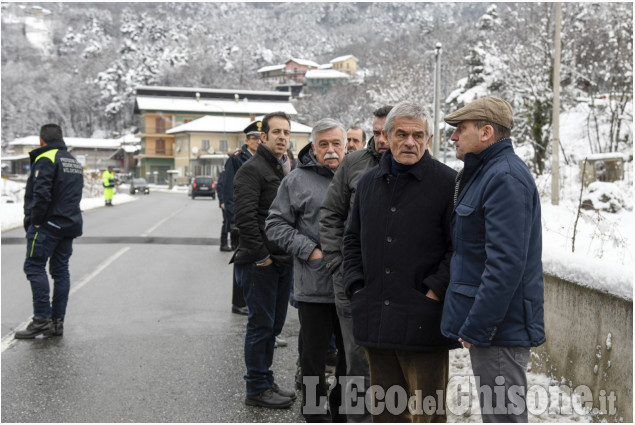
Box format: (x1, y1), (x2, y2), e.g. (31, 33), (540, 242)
(1, 191), (303, 422)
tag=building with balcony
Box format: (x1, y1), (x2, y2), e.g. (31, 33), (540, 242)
(134, 85), (297, 184)
(3, 135), (139, 176)
(167, 115), (312, 184)
(304, 69), (351, 94)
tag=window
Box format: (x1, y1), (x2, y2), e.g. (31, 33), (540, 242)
(289, 140), (297, 151)
(202, 139), (210, 151)
(219, 140), (228, 152)
(156, 138), (166, 154)
(155, 118), (166, 134)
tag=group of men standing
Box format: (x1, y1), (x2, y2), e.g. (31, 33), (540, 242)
(226, 97), (545, 423)
(15, 95), (545, 424)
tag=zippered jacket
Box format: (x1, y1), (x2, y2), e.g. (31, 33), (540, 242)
(231, 143), (292, 266)
(266, 143), (335, 303)
(440, 139), (545, 348)
(319, 137), (382, 275)
(24, 140), (83, 237)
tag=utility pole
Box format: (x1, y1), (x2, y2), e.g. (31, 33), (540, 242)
(551, 2), (562, 205)
(433, 42), (442, 158)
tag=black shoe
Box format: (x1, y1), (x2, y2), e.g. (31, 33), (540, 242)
(15, 317), (51, 339)
(220, 244), (233, 252)
(46, 319), (64, 337)
(274, 335), (287, 348)
(245, 388), (294, 409)
(271, 382), (297, 400)
(232, 305), (249, 315)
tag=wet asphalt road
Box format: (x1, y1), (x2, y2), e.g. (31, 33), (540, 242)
(1, 190), (304, 422)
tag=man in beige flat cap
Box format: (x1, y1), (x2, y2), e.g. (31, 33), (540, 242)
(441, 97), (545, 423)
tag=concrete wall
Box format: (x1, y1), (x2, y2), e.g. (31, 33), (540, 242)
(530, 274), (632, 422)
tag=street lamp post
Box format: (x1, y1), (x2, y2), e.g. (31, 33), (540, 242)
(433, 43), (442, 159)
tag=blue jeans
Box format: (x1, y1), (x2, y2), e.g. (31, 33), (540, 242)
(23, 225), (74, 320)
(235, 261), (292, 395)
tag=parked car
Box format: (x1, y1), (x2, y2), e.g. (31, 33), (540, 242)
(191, 176), (216, 199)
(130, 178), (150, 195)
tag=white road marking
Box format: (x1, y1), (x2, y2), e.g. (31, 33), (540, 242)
(1, 246), (131, 353)
(141, 207), (184, 237)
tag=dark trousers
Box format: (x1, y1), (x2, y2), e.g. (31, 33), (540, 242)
(469, 346), (530, 423)
(298, 302), (346, 422)
(236, 262), (292, 395)
(23, 226), (74, 320)
(232, 264), (246, 308)
(365, 347), (449, 423)
(333, 268), (371, 422)
(220, 208), (230, 247)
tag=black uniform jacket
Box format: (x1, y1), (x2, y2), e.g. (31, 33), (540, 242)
(24, 140), (83, 237)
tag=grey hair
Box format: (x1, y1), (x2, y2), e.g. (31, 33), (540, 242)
(383, 101), (432, 137)
(311, 118), (346, 147)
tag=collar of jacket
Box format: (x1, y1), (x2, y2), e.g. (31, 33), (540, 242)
(366, 136), (381, 160)
(29, 140), (67, 163)
(297, 142), (336, 178)
(256, 143), (285, 177)
(240, 143), (253, 158)
(375, 149), (432, 182)
(463, 138), (513, 171)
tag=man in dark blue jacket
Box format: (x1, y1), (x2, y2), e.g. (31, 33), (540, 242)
(16, 124), (83, 339)
(223, 121), (262, 314)
(441, 97), (545, 422)
(343, 102), (460, 421)
(217, 170), (232, 252)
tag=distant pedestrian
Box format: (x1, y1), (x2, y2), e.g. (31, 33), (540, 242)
(103, 165), (115, 206)
(343, 101), (460, 422)
(231, 112), (296, 409)
(266, 118), (347, 421)
(16, 123), (83, 339)
(441, 97), (545, 423)
(217, 170), (232, 252)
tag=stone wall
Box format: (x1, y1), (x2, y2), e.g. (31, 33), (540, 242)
(530, 273), (633, 422)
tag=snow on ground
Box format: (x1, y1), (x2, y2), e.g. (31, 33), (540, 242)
(446, 348), (592, 422)
(0, 179), (186, 232)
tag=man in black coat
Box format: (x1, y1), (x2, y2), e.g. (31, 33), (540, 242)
(231, 112), (296, 409)
(343, 101), (460, 421)
(16, 123), (83, 339)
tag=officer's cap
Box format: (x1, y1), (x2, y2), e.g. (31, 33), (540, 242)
(244, 119), (263, 137)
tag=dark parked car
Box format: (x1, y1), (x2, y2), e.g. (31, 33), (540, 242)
(130, 178), (150, 195)
(191, 176), (216, 199)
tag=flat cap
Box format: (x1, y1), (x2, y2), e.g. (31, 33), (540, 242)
(244, 119), (263, 136)
(444, 97), (513, 129)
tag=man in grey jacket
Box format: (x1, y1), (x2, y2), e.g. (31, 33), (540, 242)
(266, 118), (347, 422)
(318, 105), (392, 422)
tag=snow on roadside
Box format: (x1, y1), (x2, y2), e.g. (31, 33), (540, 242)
(1, 178), (138, 232)
(446, 348), (592, 422)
